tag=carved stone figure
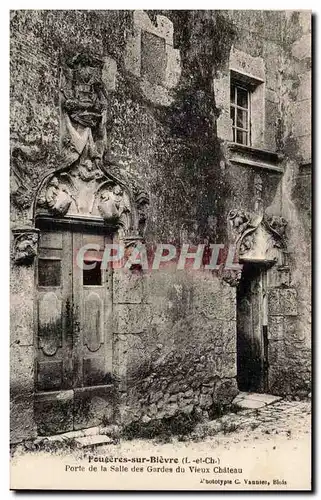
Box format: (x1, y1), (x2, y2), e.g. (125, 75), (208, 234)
(45, 177), (73, 216)
(226, 206), (288, 273)
(60, 52), (107, 170)
(240, 232), (256, 253)
(228, 209), (251, 237)
(10, 142), (47, 210)
(34, 51), (149, 240)
(135, 189), (149, 235)
(13, 229), (39, 265)
(264, 214), (287, 243)
(98, 189), (120, 220)
(254, 174), (263, 213)
(98, 184), (131, 231)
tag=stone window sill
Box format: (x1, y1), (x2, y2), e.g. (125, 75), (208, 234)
(227, 142), (284, 172)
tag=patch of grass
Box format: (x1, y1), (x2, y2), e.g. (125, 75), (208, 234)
(11, 437), (79, 457)
(220, 422), (238, 434)
(208, 402), (243, 420)
(229, 403), (244, 414)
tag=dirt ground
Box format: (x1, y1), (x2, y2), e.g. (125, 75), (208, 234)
(10, 399), (311, 491)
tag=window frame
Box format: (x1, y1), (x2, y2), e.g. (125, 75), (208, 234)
(230, 80), (252, 146)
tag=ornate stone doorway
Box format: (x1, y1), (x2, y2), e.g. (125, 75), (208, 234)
(236, 262), (268, 393)
(34, 218), (115, 435)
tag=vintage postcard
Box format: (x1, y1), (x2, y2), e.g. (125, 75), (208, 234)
(10, 9), (312, 491)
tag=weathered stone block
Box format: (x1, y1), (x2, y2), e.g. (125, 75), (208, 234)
(268, 289), (281, 315)
(113, 270), (143, 304)
(297, 70), (311, 101)
(280, 289), (298, 316)
(181, 404), (194, 414)
(10, 264), (35, 346)
(213, 378), (238, 405)
(199, 393), (212, 408)
(124, 10), (181, 104)
(217, 113), (234, 142)
(102, 56), (117, 91)
(268, 316), (284, 340)
(10, 294), (34, 346)
(73, 386), (115, 431)
(165, 402), (178, 416)
(268, 363), (311, 396)
(34, 390), (73, 436)
(283, 317), (308, 343)
(10, 397), (37, 443)
(148, 403), (157, 417)
(264, 100), (278, 151)
(263, 41), (281, 90)
(274, 266), (291, 288)
(10, 345), (35, 395)
(291, 33), (311, 60)
(268, 339), (285, 366)
(192, 278), (236, 322)
(150, 390), (163, 403)
(113, 304), (150, 333)
(292, 100), (311, 138)
(230, 47), (265, 81)
(296, 134), (312, 164)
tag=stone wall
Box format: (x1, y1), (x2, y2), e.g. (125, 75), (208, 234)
(214, 10), (311, 396)
(10, 10), (311, 441)
(113, 269), (237, 424)
(267, 11), (312, 395)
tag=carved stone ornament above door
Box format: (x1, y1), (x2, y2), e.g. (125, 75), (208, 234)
(34, 52), (149, 239)
(227, 208), (287, 265)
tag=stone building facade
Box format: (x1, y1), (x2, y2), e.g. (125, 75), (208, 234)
(10, 10), (311, 443)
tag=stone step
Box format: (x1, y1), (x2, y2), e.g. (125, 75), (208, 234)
(34, 426), (100, 444)
(33, 425), (120, 448)
(233, 392), (283, 410)
(74, 435), (114, 449)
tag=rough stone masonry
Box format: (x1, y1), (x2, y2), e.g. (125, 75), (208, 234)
(10, 10), (311, 442)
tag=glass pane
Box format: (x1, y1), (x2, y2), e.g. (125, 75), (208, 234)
(230, 106), (235, 126)
(237, 87), (248, 108)
(83, 260), (102, 286)
(230, 84), (235, 104)
(230, 106), (235, 127)
(236, 109), (248, 130)
(236, 129), (248, 145)
(38, 259), (61, 287)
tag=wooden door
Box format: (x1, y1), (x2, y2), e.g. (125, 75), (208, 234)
(72, 230), (114, 430)
(36, 229), (73, 393)
(237, 264), (267, 393)
(35, 222), (115, 435)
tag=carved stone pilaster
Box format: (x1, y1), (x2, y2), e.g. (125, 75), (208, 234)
(134, 189), (150, 237)
(12, 228), (39, 266)
(122, 234), (146, 272)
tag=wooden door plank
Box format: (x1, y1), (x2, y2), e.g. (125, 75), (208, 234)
(35, 228), (74, 435)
